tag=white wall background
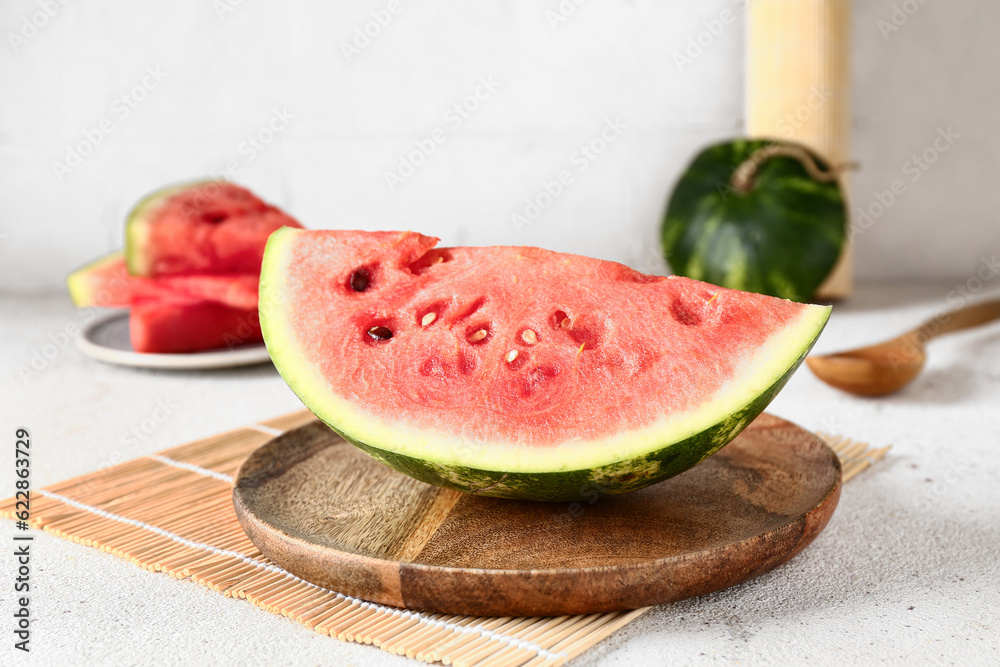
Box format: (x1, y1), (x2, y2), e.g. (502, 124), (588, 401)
(1, 0), (997, 294)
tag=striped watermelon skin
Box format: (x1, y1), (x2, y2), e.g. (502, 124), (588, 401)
(319, 343), (812, 501)
(662, 139), (846, 302)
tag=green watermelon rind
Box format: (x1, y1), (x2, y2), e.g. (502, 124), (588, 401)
(260, 227), (831, 502)
(124, 180), (213, 277)
(332, 342), (810, 501)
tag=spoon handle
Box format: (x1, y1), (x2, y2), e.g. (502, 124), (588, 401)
(911, 297), (1000, 341)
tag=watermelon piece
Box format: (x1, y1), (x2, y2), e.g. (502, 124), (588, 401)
(130, 300), (262, 353)
(125, 181), (302, 277)
(67, 251), (133, 308)
(662, 139), (846, 302)
(260, 228), (831, 501)
(67, 251), (259, 310)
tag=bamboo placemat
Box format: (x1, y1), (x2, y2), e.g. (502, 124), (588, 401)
(0, 412), (888, 666)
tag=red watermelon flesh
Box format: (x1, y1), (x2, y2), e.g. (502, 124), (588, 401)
(261, 228), (830, 500)
(130, 300), (262, 353)
(140, 274), (258, 310)
(67, 251), (258, 310)
(266, 230), (818, 445)
(126, 181), (302, 277)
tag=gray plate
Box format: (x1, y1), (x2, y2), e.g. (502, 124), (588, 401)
(78, 310), (271, 370)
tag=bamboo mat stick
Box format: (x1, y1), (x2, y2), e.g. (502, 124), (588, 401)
(559, 609), (650, 665)
(819, 433), (892, 482)
(396, 614), (469, 657)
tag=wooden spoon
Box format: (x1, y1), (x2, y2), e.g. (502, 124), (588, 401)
(806, 297), (1000, 396)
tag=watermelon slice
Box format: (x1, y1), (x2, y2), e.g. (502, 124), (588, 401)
(125, 181), (303, 277)
(260, 228), (831, 501)
(67, 251), (133, 308)
(67, 251), (259, 310)
(130, 301), (261, 353)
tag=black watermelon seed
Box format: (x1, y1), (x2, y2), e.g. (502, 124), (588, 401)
(350, 269), (371, 292)
(367, 326), (393, 341)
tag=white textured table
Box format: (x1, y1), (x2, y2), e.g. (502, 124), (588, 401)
(2, 283), (998, 665)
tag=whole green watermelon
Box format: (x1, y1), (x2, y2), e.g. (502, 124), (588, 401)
(662, 139), (846, 302)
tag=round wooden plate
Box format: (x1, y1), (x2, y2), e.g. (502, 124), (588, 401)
(233, 414), (841, 617)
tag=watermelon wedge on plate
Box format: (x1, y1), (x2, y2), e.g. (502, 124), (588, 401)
(66, 251), (263, 353)
(130, 300), (262, 354)
(67, 251), (259, 310)
(67, 180), (300, 357)
(125, 181), (303, 277)
(66, 251), (133, 308)
(260, 229), (831, 501)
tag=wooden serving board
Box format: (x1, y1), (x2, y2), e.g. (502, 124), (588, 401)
(232, 414), (841, 617)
